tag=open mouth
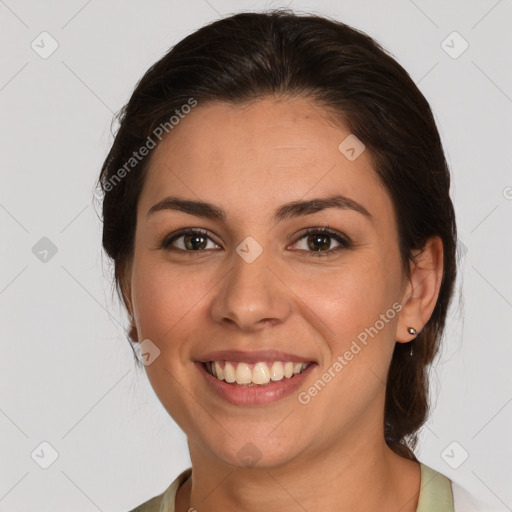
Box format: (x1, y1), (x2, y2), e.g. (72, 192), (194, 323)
(202, 360), (313, 387)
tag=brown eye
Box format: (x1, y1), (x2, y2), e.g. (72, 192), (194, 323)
(183, 233), (208, 250)
(305, 233), (333, 251)
(161, 228), (220, 252)
(291, 227), (351, 256)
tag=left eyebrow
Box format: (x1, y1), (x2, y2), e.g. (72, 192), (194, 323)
(146, 194), (373, 223)
(273, 194), (373, 223)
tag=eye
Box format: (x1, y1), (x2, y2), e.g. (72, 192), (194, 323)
(159, 228), (220, 252)
(157, 226), (351, 256)
(290, 227), (352, 256)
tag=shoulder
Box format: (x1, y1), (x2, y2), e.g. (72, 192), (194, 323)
(127, 467), (192, 512)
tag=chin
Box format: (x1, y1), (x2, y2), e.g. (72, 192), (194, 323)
(201, 433), (307, 470)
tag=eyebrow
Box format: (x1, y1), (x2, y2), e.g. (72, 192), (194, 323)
(146, 194), (373, 223)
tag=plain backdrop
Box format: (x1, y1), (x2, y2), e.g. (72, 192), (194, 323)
(0, 0), (511, 510)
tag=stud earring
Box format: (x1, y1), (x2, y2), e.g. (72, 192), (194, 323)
(407, 327), (417, 356)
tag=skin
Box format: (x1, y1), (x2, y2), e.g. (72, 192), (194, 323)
(122, 96), (444, 512)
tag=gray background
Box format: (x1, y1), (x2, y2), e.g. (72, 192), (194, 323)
(0, 0), (511, 510)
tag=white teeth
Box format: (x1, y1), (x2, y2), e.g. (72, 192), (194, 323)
(214, 361), (224, 380)
(270, 361), (284, 381)
(224, 362), (236, 383)
(252, 362), (271, 385)
(235, 362), (252, 384)
(206, 360), (310, 386)
(293, 362), (303, 375)
(284, 361), (294, 378)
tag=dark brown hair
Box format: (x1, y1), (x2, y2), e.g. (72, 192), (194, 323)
(96, 9), (457, 461)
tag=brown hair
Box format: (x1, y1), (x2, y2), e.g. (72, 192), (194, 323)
(96, 9), (457, 461)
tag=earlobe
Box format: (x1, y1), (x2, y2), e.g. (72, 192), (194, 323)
(396, 236), (444, 343)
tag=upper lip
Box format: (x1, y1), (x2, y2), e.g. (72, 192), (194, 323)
(195, 349), (316, 364)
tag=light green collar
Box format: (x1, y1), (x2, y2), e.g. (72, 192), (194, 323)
(417, 463), (454, 511)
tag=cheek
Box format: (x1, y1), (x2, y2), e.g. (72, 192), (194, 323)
(130, 254), (208, 345)
(293, 256), (398, 340)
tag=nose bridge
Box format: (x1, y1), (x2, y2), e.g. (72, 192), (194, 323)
(210, 240), (291, 330)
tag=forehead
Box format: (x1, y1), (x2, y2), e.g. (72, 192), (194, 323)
(138, 96), (391, 223)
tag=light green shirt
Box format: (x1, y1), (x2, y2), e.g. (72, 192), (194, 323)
(129, 463), (454, 512)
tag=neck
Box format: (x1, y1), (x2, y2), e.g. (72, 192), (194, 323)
(175, 426), (421, 512)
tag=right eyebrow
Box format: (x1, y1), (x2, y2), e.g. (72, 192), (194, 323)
(146, 196), (226, 221)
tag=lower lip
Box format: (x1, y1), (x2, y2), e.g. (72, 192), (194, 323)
(195, 361), (317, 406)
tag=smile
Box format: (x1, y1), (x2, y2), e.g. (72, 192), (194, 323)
(197, 360), (317, 405)
(203, 360), (312, 387)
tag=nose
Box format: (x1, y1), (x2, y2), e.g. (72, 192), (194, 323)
(209, 246), (292, 331)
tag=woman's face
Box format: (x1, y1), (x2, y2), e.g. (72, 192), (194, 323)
(126, 96), (410, 468)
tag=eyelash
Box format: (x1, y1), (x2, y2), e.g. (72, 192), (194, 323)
(157, 226), (352, 257)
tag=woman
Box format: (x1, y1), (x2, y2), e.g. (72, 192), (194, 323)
(97, 9), (482, 511)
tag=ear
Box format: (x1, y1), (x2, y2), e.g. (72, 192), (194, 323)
(396, 235), (444, 343)
(119, 258), (139, 343)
